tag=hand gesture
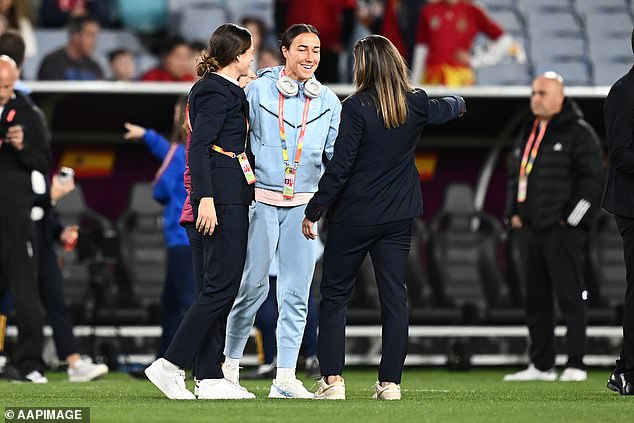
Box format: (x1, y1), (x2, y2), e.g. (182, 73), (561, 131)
(123, 122), (146, 140)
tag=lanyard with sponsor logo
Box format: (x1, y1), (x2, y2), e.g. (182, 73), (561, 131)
(517, 118), (548, 203)
(186, 101), (255, 185)
(279, 71), (311, 199)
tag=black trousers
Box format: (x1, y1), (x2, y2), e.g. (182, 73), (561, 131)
(614, 215), (634, 373)
(520, 225), (588, 370)
(0, 215), (45, 373)
(164, 204), (249, 379)
(35, 220), (77, 360)
(318, 219), (412, 384)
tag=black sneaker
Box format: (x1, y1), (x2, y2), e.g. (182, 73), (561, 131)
(607, 371), (634, 395)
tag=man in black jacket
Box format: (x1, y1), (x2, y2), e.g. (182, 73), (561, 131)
(602, 28), (634, 396)
(0, 55), (51, 382)
(503, 72), (603, 382)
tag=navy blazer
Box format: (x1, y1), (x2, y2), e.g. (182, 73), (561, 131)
(603, 65), (634, 218)
(305, 89), (464, 225)
(188, 73), (255, 206)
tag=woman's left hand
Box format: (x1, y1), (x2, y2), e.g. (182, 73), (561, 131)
(302, 217), (318, 240)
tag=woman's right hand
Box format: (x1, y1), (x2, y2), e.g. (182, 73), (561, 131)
(123, 122), (146, 140)
(197, 197), (218, 235)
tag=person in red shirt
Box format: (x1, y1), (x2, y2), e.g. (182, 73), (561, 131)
(411, 0), (523, 86)
(140, 37), (194, 82)
(277, 0), (356, 82)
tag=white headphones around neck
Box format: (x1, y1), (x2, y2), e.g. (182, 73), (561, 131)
(277, 74), (322, 98)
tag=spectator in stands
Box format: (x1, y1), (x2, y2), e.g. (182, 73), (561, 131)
(39, 0), (111, 28)
(144, 23), (256, 400)
(257, 46), (281, 69)
(0, 0), (36, 58)
(37, 14), (103, 80)
(276, 0), (356, 83)
(303, 35), (464, 400)
(0, 30), (29, 93)
(122, 96), (196, 358)
(223, 23), (341, 399)
(108, 48), (136, 81)
(0, 55), (51, 383)
(411, 0), (524, 86)
(140, 37), (194, 82)
(602, 29), (634, 396)
(240, 16), (265, 70)
(503, 72), (603, 382)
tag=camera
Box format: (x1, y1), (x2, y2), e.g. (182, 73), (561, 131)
(58, 167), (75, 185)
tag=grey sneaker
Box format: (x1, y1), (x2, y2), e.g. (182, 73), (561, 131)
(68, 358), (109, 382)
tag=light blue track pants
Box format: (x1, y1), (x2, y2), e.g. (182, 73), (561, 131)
(224, 201), (318, 368)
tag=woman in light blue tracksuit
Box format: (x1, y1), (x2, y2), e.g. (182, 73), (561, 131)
(223, 24), (341, 399)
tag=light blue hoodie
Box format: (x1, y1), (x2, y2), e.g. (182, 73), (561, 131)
(246, 65), (341, 193)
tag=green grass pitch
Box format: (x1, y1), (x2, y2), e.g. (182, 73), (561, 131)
(1, 368), (633, 422)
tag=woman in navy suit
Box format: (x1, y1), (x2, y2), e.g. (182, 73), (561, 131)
(145, 23), (256, 400)
(302, 35), (466, 400)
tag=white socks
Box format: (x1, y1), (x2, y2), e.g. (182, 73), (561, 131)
(224, 357), (240, 368)
(276, 367), (295, 381)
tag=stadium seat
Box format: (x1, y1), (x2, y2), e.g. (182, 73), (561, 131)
(529, 35), (586, 63)
(116, 0), (168, 34)
(476, 62), (531, 86)
(117, 182), (166, 324)
(534, 61), (592, 85)
(176, 4), (231, 43)
(585, 11), (633, 39)
(526, 10), (582, 38)
(55, 186), (119, 324)
(488, 10), (523, 36)
(227, 0), (275, 29)
(575, 0), (629, 16)
(516, 0), (573, 15)
(427, 184), (509, 324)
(594, 62), (631, 86)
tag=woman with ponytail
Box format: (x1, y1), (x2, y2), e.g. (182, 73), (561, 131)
(145, 23), (256, 400)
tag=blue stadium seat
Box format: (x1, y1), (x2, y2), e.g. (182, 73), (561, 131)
(516, 0), (572, 15)
(476, 62), (532, 86)
(534, 61), (592, 85)
(116, 0), (168, 34)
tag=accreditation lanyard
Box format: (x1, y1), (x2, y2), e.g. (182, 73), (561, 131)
(278, 92), (311, 199)
(517, 119), (548, 203)
(189, 96), (254, 185)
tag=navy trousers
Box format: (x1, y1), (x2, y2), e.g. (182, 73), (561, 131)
(158, 245), (197, 358)
(318, 219), (412, 384)
(164, 204), (249, 379)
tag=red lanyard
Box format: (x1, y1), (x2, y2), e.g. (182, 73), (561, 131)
(278, 73), (311, 169)
(519, 119), (548, 178)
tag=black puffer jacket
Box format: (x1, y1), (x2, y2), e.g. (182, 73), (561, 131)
(505, 98), (604, 230)
(0, 91), (51, 216)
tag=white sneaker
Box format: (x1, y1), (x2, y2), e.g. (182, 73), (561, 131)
(559, 367), (587, 382)
(314, 377), (345, 400)
(372, 381), (401, 400)
(196, 378), (255, 399)
(503, 364), (557, 381)
(145, 358), (195, 400)
(268, 377), (314, 399)
(23, 371), (48, 383)
(68, 358), (109, 382)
